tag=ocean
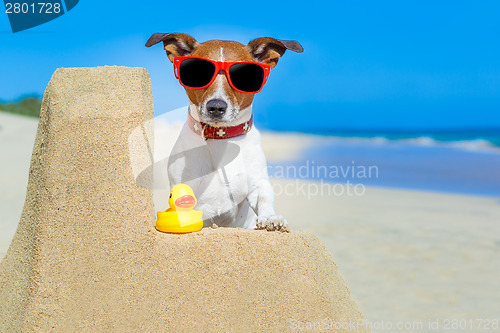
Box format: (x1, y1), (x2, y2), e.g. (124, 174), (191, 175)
(268, 130), (500, 197)
(157, 107), (500, 196)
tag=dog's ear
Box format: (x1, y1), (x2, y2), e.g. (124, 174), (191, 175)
(247, 38), (303, 69)
(146, 33), (198, 62)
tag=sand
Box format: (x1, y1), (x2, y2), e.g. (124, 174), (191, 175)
(261, 131), (323, 162)
(0, 67), (366, 332)
(273, 180), (500, 330)
(2, 66), (499, 332)
(0, 112), (38, 260)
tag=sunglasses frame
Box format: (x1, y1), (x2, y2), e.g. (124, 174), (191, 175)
(173, 56), (271, 94)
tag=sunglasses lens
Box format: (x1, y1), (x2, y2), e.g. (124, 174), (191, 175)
(179, 58), (216, 88)
(229, 63), (265, 93)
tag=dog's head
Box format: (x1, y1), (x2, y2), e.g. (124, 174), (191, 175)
(146, 33), (303, 125)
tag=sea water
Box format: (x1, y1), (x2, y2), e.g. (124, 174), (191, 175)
(268, 131), (500, 197)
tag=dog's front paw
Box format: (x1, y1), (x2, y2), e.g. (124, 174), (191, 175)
(256, 215), (289, 232)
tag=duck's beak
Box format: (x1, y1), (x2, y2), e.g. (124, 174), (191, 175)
(175, 195), (196, 208)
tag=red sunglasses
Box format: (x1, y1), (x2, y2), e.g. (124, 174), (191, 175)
(173, 56), (271, 94)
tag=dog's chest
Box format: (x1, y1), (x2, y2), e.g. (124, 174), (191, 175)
(167, 123), (263, 214)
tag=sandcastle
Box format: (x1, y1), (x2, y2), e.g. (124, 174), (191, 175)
(0, 66), (367, 332)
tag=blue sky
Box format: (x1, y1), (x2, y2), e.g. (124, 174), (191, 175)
(1, 1), (500, 131)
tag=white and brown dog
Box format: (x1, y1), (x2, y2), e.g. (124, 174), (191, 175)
(146, 33), (303, 231)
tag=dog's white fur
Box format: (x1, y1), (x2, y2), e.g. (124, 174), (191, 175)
(167, 103), (285, 229)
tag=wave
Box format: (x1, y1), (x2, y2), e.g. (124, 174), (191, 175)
(325, 135), (500, 154)
(403, 137), (500, 152)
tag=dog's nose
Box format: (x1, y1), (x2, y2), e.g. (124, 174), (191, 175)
(206, 99), (227, 118)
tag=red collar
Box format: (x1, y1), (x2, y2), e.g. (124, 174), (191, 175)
(187, 113), (253, 140)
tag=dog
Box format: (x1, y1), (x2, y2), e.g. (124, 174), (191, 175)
(146, 33), (303, 231)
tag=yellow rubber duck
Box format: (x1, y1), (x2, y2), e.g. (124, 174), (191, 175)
(156, 184), (203, 233)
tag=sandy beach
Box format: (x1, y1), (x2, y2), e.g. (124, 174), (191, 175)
(0, 112), (38, 259)
(2, 111), (500, 331)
